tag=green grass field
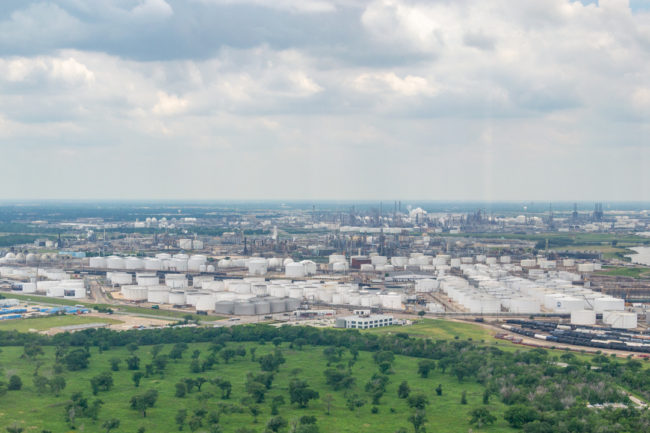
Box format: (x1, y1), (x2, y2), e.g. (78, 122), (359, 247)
(0, 315), (122, 333)
(366, 319), (648, 366)
(596, 266), (650, 279)
(366, 319), (494, 342)
(0, 342), (517, 433)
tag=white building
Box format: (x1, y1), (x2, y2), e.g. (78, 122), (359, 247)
(335, 314), (394, 329)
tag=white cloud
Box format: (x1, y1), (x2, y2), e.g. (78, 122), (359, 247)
(353, 72), (437, 97)
(0, 0), (648, 200)
(131, 0), (173, 19)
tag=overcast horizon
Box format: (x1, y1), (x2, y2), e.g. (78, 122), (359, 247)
(1, 0), (648, 201)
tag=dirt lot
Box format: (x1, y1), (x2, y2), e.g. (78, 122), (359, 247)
(90, 312), (174, 330)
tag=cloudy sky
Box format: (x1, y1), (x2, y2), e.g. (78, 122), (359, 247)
(0, 0), (648, 201)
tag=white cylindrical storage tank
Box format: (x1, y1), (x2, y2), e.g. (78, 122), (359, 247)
(169, 291), (187, 305)
(248, 259), (269, 276)
(89, 257), (107, 268)
(288, 287), (303, 299)
(229, 281), (251, 294)
(593, 297), (625, 313)
(329, 254), (346, 264)
(379, 293), (402, 310)
(214, 301), (235, 315)
(108, 272), (133, 285)
(508, 298), (541, 314)
(251, 283), (268, 296)
(165, 274), (188, 289)
(125, 257), (144, 270)
(234, 301), (256, 315)
(170, 258), (188, 272)
(254, 300), (271, 315)
(390, 257), (408, 267)
(283, 258), (294, 266)
(156, 253), (172, 260)
(21, 282), (37, 293)
(121, 285), (149, 301)
(188, 259), (204, 272)
(196, 295), (216, 312)
(106, 256), (125, 269)
(270, 298), (286, 313)
(563, 259), (575, 267)
(360, 264), (374, 272)
(206, 264), (215, 272)
(301, 260), (317, 275)
(46, 286), (65, 297)
(450, 258), (461, 268)
(371, 256), (387, 266)
(268, 258), (283, 269)
(607, 312), (637, 329)
(577, 263), (595, 273)
(136, 274), (159, 287)
(415, 279), (438, 293)
(143, 258), (163, 271)
(285, 262), (306, 278)
(203, 281), (226, 292)
(218, 259), (232, 269)
(554, 296), (583, 313)
(500, 256), (511, 264)
(147, 287), (170, 304)
(332, 262), (348, 272)
(571, 309), (597, 325)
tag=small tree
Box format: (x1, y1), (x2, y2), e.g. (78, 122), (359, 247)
(266, 416), (288, 432)
(469, 408), (496, 429)
(132, 372), (144, 387)
(90, 372), (114, 395)
(407, 394), (428, 410)
(109, 358), (121, 372)
(49, 376), (66, 396)
(289, 379), (319, 408)
(398, 381), (410, 399)
(271, 395), (285, 415)
(5, 424), (24, 433)
(504, 405), (539, 428)
(408, 410), (427, 433)
(130, 389), (158, 417)
(435, 384), (442, 396)
(127, 355), (140, 370)
(460, 391), (467, 405)
(175, 382), (187, 398)
(64, 349), (91, 371)
(175, 409), (187, 431)
(417, 360), (436, 378)
(102, 418), (120, 433)
(8, 375), (22, 391)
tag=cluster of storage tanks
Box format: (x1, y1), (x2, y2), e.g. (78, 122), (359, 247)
(0, 266), (85, 298)
(118, 275), (406, 313)
(520, 258), (601, 273)
(426, 261), (629, 323)
(334, 253), (514, 274)
(89, 254), (215, 273)
(1, 252), (60, 265)
(89, 254), (322, 278)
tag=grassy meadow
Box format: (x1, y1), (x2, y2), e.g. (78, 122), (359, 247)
(0, 340), (516, 433)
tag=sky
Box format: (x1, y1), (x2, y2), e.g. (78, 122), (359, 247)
(0, 0), (648, 201)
